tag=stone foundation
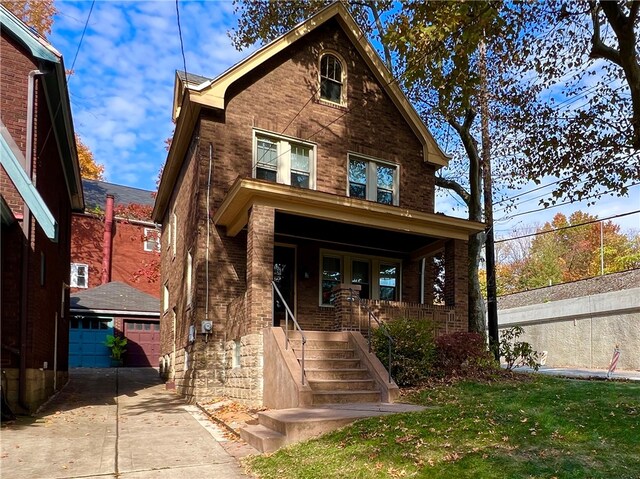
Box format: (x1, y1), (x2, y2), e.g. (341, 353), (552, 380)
(2, 368), (68, 413)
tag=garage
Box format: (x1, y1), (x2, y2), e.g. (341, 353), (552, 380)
(70, 282), (160, 368)
(69, 316), (113, 367)
(124, 320), (160, 367)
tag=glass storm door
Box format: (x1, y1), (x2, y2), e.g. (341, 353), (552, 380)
(273, 245), (296, 327)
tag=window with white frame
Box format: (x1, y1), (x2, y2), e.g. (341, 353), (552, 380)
(186, 250), (193, 306)
(320, 53), (344, 104)
(319, 251), (401, 305)
(163, 282), (169, 312)
(171, 210), (177, 257)
(348, 155), (399, 206)
(70, 263), (88, 288)
(254, 131), (316, 189)
(143, 228), (160, 252)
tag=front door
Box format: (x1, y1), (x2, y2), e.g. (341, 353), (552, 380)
(273, 245), (296, 327)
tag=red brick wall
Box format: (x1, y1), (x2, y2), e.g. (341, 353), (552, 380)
(0, 30), (75, 375)
(70, 214), (160, 297)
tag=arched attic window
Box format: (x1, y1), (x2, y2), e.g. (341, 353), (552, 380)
(320, 53), (344, 105)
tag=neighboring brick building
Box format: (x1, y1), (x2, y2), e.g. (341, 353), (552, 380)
(0, 7), (84, 413)
(152, 4), (484, 405)
(68, 180), (161, 367)
(70, 179), (160, 297)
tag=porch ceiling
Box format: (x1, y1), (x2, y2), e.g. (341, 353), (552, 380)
(213, 178), (485, 240)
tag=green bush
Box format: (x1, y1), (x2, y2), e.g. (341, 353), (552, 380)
(372, 317), (436, 387)
(434, 332), (495, 377)
(498, 326), (540, 370)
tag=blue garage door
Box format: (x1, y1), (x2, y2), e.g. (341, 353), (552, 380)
(69, 317), (113, 367)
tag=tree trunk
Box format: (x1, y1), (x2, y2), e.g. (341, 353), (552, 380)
(447, 109), (487, 335)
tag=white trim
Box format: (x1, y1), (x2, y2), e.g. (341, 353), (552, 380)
(70, 263), (88, 288)
(347, 153), (400, 206)
(319, 248), (402, 305)
(186, 249), (193, 306)
(252, 129), (317, 190)
(143, 227), (161, 252)
(318, 50), (347, 107)
(70, 309), (159, 317)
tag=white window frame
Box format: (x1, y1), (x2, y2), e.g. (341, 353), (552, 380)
(143, 227), (161, 252)
(347, 153), (400, 206)
(186, 250), (193, 306)
(171, 210), (177, 258)
(163, 282), (169, 313)
(319, 249), (402, 306)
(252, 129), (317, 190)
(319, 51), (347, 106)
(70, 263), (89, 289)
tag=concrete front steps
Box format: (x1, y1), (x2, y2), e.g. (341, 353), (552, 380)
(241, 330), (408, 453)
(290, 331), (382, 406)
(240, 403), (426, 453)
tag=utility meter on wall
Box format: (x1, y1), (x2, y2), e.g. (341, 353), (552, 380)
(201, 320), (213, 334)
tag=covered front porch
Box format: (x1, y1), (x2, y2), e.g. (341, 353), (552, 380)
(215, 178), (484, 336)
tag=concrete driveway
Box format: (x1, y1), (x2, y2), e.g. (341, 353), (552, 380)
(1, 368), (252, 478)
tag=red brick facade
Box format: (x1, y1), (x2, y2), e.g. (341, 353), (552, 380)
(70, 214), (160, 297)
(157, 14), (472, 403)
(0, 27), (80, 412)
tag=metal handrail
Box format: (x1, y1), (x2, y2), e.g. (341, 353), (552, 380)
(272, 281), (307, 385)
(348, 288), (394, 383)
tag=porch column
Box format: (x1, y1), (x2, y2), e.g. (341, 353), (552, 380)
(332, 284), (360, 331)
(246, 204), (274, 333)
(444, 239), (468, 332)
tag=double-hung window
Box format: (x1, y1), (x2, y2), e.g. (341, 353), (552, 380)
(143, 228), (160, 252)
(348, 155), (399, 205)
(70, 263), (88, 288)
(254, 131), (315, 189)
(320, 251), (401, 305)
(320, 53), (344, 105)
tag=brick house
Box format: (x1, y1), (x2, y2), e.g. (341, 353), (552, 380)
(0, 7), (84, 412)
(152, 3), (484, 407)
(68, 179), (161, 367)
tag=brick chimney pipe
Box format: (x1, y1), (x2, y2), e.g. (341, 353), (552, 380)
(102, 195), (115, 284)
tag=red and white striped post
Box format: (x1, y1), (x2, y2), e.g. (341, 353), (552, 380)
(607, 345), (620, 379)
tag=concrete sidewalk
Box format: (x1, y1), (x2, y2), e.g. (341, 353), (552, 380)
(513, 365), (640, 381)
(1, 368), (252, 479)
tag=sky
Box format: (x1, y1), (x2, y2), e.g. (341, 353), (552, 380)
(48, 0), (640, 237)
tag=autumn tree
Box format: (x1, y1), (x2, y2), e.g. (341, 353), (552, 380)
(76, 135), (105, 180)
(1, 0), (56, 37)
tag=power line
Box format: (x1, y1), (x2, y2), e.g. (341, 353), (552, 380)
(175, 0), (189, 83)
(495, 209), (640, 243)
(68, 0), (95, 79)
(496, 182), (640, 223)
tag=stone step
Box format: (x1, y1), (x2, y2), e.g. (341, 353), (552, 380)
(256, 408), (366, 440)
(304, 358), (361, 369)
(305, 368), (372, 380)
(288, 330), (350, 341)
(238, 424), (287, 453)
(288, 339), (351, 350)
(308, 379), (378, 391)
(312, 390), (382, 405)
(293, 348), (356, 359)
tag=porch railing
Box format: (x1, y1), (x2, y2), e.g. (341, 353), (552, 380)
(348, 288), (394, 384)
(272, 281), (307, 385)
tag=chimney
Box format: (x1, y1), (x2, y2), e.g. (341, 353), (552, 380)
(102, 195), (114, 284)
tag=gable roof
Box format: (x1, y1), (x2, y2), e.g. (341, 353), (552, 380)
(0, 6), (83, 212)
(70, 281), (160, 314)
(83, 179), (156, 211)
(154, 2), (448, 222)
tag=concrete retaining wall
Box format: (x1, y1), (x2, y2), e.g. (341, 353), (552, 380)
(499, 288), (640, 370)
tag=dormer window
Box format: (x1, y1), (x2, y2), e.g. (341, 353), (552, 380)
(320, 53), (344, 104)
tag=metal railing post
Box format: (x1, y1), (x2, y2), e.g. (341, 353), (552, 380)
(272, 281), (306, 385)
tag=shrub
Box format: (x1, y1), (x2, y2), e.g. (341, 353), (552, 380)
(498, 326), (540, 370)
(434, 332), (495, 377)
(372, 317), (436, 387)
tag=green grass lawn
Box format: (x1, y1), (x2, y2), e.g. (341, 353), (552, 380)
(246, 376), (640, 479)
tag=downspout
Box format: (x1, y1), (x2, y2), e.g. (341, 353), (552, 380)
(19, 69), (44, 410)
(420, 257), (426, 304)
(102, 195), (114, 284)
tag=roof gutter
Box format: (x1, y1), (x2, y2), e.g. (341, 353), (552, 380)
(70, 309), (160, 317)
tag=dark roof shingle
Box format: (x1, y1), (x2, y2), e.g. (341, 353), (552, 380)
(82, 179), (155, 211)
(70, 281), (160, 313)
